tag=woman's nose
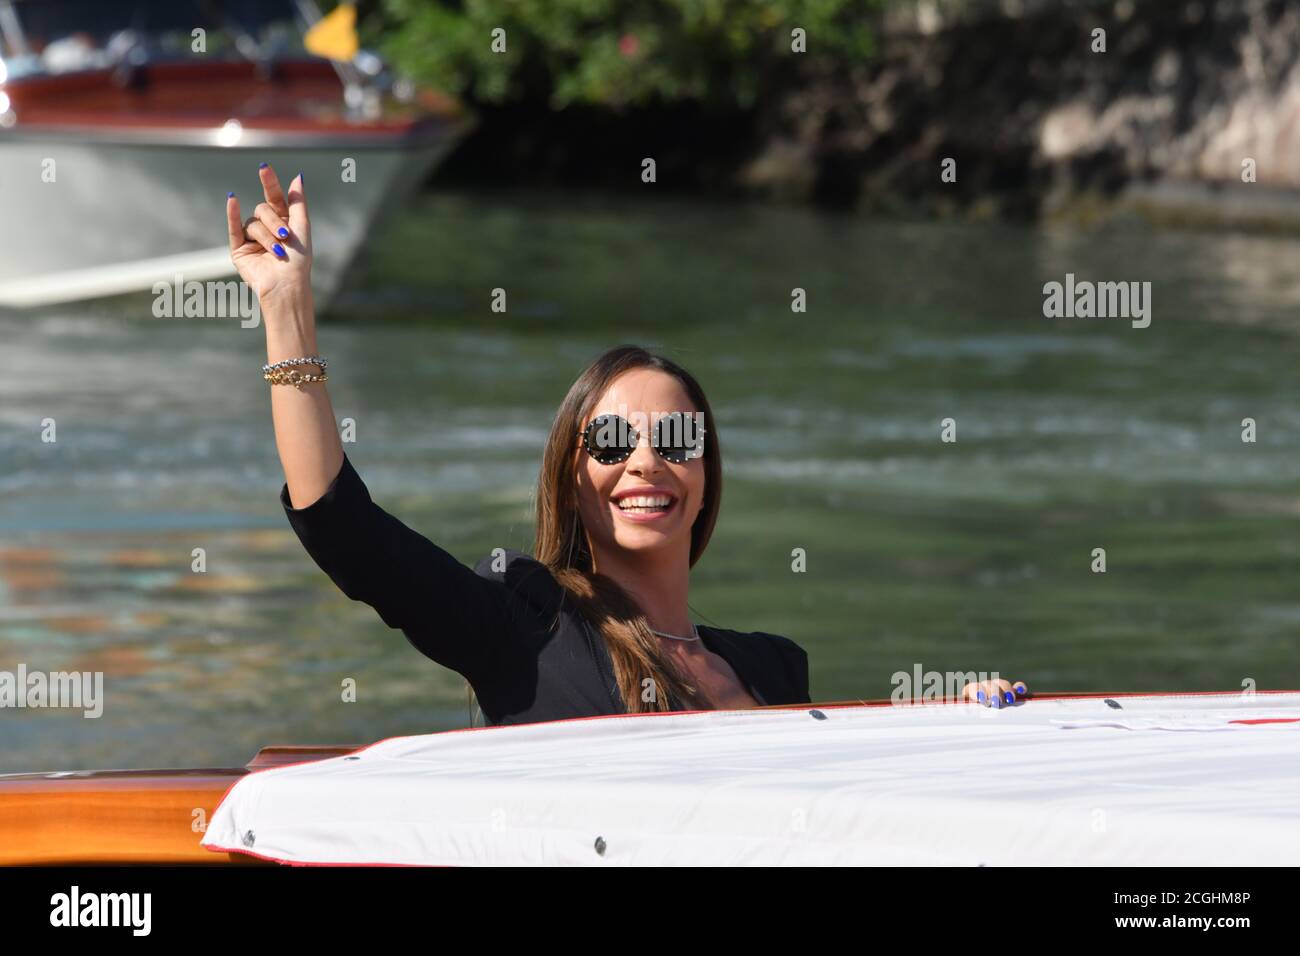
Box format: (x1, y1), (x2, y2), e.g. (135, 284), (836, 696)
(625, 431), (660, 470)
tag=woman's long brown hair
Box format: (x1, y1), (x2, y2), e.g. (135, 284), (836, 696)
(530, 344), (724, 713)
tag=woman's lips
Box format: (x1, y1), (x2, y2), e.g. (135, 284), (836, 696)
(611, 498), (678, 523)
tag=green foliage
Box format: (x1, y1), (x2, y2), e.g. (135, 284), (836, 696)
(365, 0), (883, 109)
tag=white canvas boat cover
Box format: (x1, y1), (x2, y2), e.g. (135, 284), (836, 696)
(202, 691), (1300, 866)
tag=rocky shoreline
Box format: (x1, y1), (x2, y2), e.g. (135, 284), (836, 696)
(432, 0), (1300, 230)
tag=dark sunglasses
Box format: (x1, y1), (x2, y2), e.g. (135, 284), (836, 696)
(577, 412), (707, 465)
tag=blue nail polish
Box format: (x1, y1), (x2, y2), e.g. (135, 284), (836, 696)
(278, 227), (289, 238)
(259, 162), (269, 169)
(227, 191), (235, 198)
(1015, 684), (1026, 696)
(992, 695), (1002, 708)
(976, 690), (985, 703)
(273, 243), (285, 258)
(298, 172), (304, 185)
(1004, 691), (1015, 705)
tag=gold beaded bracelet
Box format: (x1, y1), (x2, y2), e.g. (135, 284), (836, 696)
(263, 368), (329, 390)
(262, 355), (328, 390)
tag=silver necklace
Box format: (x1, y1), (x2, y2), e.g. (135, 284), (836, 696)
(650, 624), (700, 642)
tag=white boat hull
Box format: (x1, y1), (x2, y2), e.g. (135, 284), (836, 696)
(0, 134), (459, 311)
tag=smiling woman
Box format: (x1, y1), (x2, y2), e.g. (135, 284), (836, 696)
(277, 343), (812, 725)
(534, 347), (792, 715)
(227, 159), (1028, 725)
(238, 161), (811, 725)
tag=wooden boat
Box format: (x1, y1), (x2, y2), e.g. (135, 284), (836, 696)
(0, 0), (471, 310)
(2, 699), (858, 866)
(6, 691), (1297, 867)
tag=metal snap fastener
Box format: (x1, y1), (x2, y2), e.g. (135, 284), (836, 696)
(809, 709), (827, 720)
(1104, 699), (1122, 710)
(594, 836), (606, 856)
(242, 830), (255, 847)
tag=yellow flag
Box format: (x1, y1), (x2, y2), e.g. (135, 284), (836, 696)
(304, 3), (360, 62)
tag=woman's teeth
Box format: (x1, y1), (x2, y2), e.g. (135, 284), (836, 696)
(617, 495), (674, 513)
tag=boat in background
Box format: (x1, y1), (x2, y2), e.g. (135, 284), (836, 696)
(0, 0), (472, 311)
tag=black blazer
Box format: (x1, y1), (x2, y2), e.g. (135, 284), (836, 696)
(281, 453), (812, 727)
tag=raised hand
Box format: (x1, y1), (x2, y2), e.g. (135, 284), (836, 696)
(225, 164), (312, 304)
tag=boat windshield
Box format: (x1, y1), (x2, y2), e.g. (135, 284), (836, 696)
(0, 0), (310, 78)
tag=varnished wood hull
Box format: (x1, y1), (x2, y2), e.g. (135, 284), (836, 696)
(0, 746), (360, 866)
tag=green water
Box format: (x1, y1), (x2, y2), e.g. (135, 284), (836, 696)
(2, 188), (1299, 771)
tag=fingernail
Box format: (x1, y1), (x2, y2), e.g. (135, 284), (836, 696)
(298, 172), (305, 185)
(273, 243), (285, 258)
(277, 227), (289, 238)
(1015, 684), (1026, 696)
(1004, 691), (1015, 705)
(259, 162), (269, 169)
(976, 690), (985, 703)
(227, 191), (235, 198)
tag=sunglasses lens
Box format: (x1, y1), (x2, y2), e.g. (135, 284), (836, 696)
(654, 412), (704, 463)
(584, 414), (634, 464)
